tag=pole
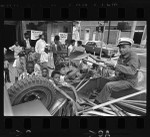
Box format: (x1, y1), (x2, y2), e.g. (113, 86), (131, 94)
(130, 21), (137, 39)
(77, 89), (146, 114)
(107, 21), (111, 46)
(99, 22), (105, 59)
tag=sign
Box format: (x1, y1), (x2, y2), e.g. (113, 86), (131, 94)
(59, 33), (68, 44)
(31, 30), (43, 40)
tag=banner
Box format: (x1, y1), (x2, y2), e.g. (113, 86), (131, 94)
(31, 30), (43, 40)
(59, 33), (68, 44)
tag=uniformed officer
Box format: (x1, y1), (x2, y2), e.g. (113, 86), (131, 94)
(93, 37), (141, 104)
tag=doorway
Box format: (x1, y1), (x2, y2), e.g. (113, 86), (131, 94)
(84, 29), (90, 41)
(3, 25), (16, 52)
(133, 32), (143, 44)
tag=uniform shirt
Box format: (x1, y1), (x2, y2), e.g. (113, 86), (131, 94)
(35, 39), (46, 54)
(34, 63), (42, 76)
(9, 45), (22, 58)
(115, 50), (141, 86)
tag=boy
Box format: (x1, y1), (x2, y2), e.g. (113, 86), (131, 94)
(4, 57), (11, 83)
(15, 52), (26, 82)
(41, 67), (49, 79)
(27, 47), (36, 62)
(18, 61), (35, 80)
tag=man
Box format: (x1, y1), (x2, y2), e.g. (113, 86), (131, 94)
(74, 40), (86, 53)
(35, 34), (49, 67)
(9, 41), (23, 59)
(93, 37), (141, 104)
(68, 39), (76, 56)
(52, 35), (62, 66)
(22, 32), (31, 50)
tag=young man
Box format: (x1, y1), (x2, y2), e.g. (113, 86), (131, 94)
(52, 35), (62, 66)
(28, 47), (36, 62)
(35, 34), (49, 67)
(93, 37), (141, 104)
(68, 39), (76, 56)
(22, 32), (31, 50)
(9, 41), (23, 59)
(74, 40), (86, 53)
(4, 57), (11, 83)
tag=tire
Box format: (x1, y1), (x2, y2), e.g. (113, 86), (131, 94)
(7, 76), (57, 110)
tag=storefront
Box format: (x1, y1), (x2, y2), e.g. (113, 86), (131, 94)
(21, 21), (73, 46)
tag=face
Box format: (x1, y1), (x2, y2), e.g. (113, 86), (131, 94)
(53, 74), (60, 84)
(15, 42), (19, 46)
(42, 69), (48, 77)
(20, 56), (26, 63)
(119, 44), (131, 56)
(27, 64), (34, 74)
(25, 34), (29, 39)
(72, 42), (75, 46)
(60, 67), (67, 75)
(41, 35), (45, 39)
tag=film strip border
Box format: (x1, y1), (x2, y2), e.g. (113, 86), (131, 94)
(1, 117), (147, 136)
(1, 1), (149, 137)
(0, 6), (148, 19)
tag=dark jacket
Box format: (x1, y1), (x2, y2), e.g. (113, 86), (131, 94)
(115, 50), (141, 86)
(21, 39), (32, 49)
(52, 41), (62, 54)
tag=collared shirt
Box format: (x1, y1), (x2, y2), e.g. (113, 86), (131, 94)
(24, 38), (31, 49)
(35, 39), (46, 54)
(18, 71), (36, 80)
(115, 50), (141, 86)
(9, 45), (22, 58)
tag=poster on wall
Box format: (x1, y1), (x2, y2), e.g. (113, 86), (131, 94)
(59, 33), (68, 44)
(31, 30), (43, 40)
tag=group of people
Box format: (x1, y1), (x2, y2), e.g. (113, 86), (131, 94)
(4, 33), (141, 106)
(4, 32), (86, 85)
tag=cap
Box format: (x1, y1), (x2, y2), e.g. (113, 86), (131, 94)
(117, 37), (134, 47)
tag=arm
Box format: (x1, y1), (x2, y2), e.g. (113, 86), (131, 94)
(9, 45), (15, 51)
(115, 55), (139, 75)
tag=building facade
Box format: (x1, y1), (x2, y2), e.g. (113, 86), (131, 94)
(79, 21), (147, 46)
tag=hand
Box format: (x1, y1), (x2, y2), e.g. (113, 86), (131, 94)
(105, 60), (116, 68)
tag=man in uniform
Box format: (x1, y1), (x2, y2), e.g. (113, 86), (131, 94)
(93, 37), (141, 104)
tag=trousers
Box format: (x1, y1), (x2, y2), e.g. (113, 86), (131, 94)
(95, 76), (134, 103)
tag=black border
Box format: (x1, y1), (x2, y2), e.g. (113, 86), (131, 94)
(0, 0), (149, 136)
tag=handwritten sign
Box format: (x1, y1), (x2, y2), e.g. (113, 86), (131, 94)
(31, 30), (43, 40)
(59, 33), (68, 44)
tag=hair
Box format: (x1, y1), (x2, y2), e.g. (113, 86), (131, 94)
(54, 35), (60, 41)
(42, 67), (49, 71)
(77, 41), (82, 46)
(55, 62), (66, 71)
(71, 39), (75, 44)
(24, 32), (29, 36)
(51, 70), (61, 78)
(26, 61), (34, 67)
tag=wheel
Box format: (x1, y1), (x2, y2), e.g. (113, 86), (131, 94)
(8, 76), (57, 110)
